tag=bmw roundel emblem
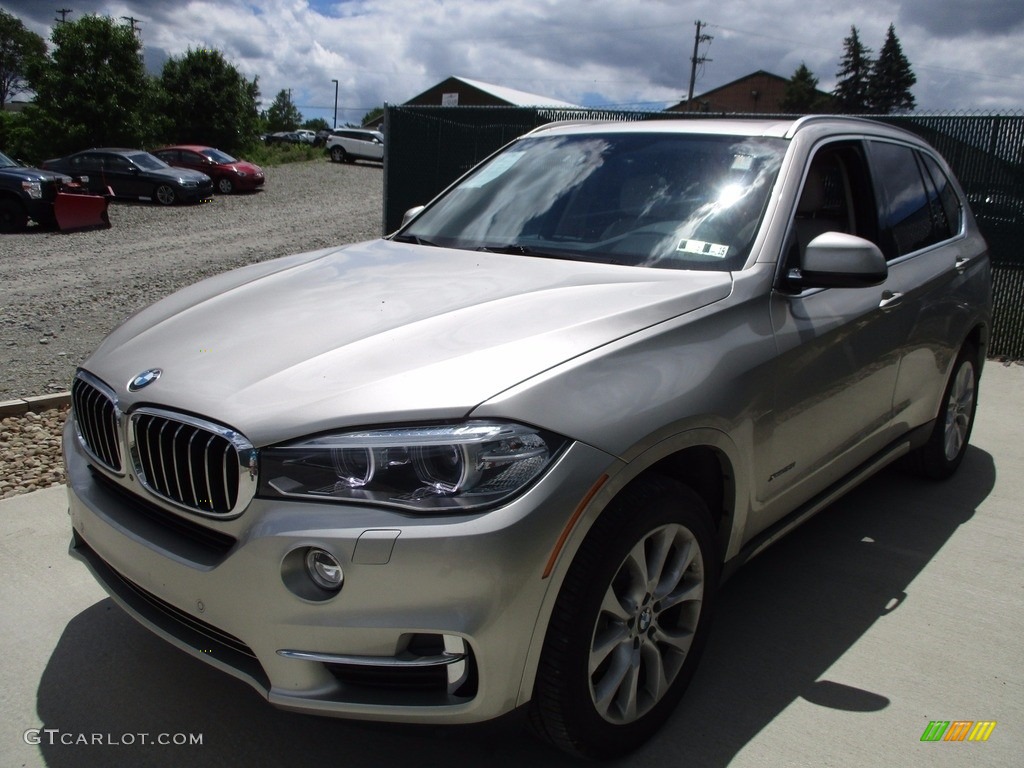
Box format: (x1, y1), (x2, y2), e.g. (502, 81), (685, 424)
(128, 368), (162, 391)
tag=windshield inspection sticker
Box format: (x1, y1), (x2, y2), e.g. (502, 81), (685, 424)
(677, 239), (730, 258)
(731, 154), (755, 171)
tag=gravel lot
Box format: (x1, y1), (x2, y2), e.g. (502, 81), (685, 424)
(1, 158), (383, 399)
(1, 158), (383, 497)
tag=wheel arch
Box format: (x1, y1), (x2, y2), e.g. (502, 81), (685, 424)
(964, 323), (987, 371)
(0, 190), (27, 210)
(931, 322), (988, 419)
(515, 427), (746, 708)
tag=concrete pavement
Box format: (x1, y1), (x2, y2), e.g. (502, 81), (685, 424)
(1, 363), (1022, 767)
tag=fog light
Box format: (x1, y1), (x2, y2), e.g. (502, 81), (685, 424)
(305, 548), (344, 591)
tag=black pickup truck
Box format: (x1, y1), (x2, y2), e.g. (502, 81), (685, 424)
(1, 149), (109, 232)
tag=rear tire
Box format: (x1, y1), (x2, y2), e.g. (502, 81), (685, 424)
(530, 476), (719, 758)
(905, 342), (979, 480)
(330, 146), (346, 163)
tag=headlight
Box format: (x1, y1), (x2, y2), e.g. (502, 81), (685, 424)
(21, 181), (42, 199)
(180, 180), (198, 187)
(259, 421), (565, 513)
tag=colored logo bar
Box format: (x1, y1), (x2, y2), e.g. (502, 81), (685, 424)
(921, 721), (997, 742)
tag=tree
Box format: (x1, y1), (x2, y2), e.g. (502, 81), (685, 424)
(0, 9), (47, 109)
(265, 89), (301, 131)
(780, 63), (832, 114)
(26, 14), (156, 156)
(159, 48), (260, 154)
(362, 106), (384, 126)
(833, 26), (872, 114)
(867, 24), (916, 114)
(301, 116), (330, 132)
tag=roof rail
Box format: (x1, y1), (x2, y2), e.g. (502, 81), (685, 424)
(525, 119), (626, 136)
(784, 114), (892, 139)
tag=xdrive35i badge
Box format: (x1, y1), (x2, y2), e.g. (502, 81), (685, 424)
(128, 368), (162, 391)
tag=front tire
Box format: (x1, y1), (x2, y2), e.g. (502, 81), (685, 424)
(906, 342), (979, 480)
(530, 477), (719, 758)
(0, 198), (28, 233)
(154, 184), (177, 206)
(330, 146), (346, 163)
(216, 177), (234, 194)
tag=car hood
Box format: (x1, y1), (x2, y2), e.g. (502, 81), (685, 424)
(153, 166), (209, 183)
(0, 165), (69, 183)
(83, 239), (732, 446)
(223, 160), (262, 175)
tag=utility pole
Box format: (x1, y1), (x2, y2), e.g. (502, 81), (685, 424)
(55, 9), (72, 24)
(121, 16), (142, 36)
(332, 79), (339, 129)
(687, 20), (713, 110)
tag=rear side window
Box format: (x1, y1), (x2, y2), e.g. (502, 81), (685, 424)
(73, 153), (102, 170)
(919, 152), (962, 238)
(869, 141), (959, 259)
(104, 155), (131, 172)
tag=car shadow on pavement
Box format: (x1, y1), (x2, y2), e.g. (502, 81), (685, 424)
(35, 448), (996, 768)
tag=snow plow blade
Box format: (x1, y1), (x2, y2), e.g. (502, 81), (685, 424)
(54, 190), (110, 231)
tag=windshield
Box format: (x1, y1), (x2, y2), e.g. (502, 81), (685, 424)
(130, 152), (169, 171)
(201, 148), (237, 164)
(399, 131), (786, 271)
(0, 151), (18, 168)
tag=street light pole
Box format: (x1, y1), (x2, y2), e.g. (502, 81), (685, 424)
(331, 79), (339, 129)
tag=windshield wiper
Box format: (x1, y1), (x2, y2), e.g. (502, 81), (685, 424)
(476, 244), (577, 260)
(391, 234), (444, 247)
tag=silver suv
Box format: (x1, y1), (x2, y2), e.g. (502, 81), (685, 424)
(326, 128), (384, 163)
(64, 117), (991, 758)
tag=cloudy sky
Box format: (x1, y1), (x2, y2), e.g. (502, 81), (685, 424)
(2, 0), (1022, 125)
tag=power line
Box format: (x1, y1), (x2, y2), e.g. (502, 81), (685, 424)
(55, 8), (72, 24)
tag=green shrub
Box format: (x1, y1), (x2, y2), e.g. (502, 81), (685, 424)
(240, 142), (324, 166)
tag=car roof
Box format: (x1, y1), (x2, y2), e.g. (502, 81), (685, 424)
(525, 115), (923, 144)
(75, 148), (154, 158)
(155, 145), (217, 153)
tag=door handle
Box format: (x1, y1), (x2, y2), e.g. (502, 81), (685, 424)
(879, 291), (904, 310)
(955, 257), (971, 274)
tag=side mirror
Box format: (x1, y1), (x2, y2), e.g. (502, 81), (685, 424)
(788, 232), (887, 289)
(401, 206), (425, 227)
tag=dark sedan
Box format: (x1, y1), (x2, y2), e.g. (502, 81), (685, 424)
(152, 145), (265, 194)
(42, 148), (213, 205)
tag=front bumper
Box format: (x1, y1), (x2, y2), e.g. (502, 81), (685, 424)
(176, 180), (215, 202)
(64, 418), (611, 723)
(237, 172), (265, 191)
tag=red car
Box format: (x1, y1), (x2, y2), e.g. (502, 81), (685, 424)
(152, 145), (265, 194)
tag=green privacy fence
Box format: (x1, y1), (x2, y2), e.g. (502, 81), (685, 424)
(382, 106), (1024, 357)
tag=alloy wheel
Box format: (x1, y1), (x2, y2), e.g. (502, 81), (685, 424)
(943, 361), (976, 461)
(588, 522), (704, 724)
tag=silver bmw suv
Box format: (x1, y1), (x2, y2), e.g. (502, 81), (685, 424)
(64, 116), (991, 757)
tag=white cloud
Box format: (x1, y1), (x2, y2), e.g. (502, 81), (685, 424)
(2, 0), (1021, 122)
